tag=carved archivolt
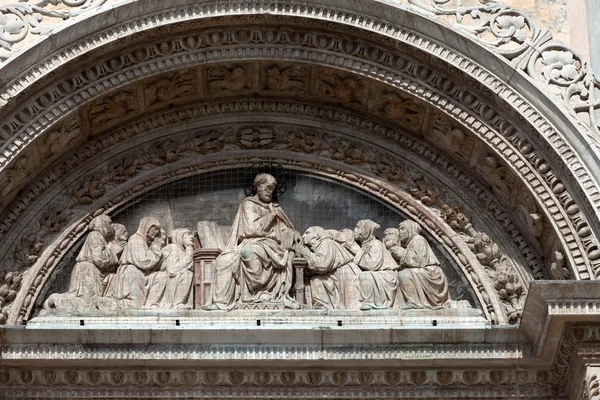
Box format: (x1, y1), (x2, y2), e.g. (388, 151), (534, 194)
(0, 0), (597, 145)
(6, 112), (542, 325)
(0, 21), (595, 283)
(0, 0), (598, 329)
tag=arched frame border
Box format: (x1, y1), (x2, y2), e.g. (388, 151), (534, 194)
(0, 3), (596, 282)
(14, 150), (503, 325)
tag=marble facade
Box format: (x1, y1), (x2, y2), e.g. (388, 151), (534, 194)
(0, 0), (600, 399)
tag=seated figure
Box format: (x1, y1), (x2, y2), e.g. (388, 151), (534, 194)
(68, 215), (120, 298)
(296, 226), (361, 310)
(114, 217), (164, 308)
(344, 219), (399, 310)
(146, 228), (194, 309)
(208, 173), (297, 310)
(390, 220), (450, 309)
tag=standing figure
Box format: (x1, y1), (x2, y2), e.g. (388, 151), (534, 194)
(208, 173), (296, 310)
(296, 226), (361, 310)
(391, 220), (450, 308)
(344, 219), (399, 310)
(68, 215), (119, 298)
(114, 217), (164, 308)
(146, 228), (194, 309)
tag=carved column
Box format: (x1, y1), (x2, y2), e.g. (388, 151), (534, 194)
(193, 248), (221, 308)
(293, 257), (307, 305)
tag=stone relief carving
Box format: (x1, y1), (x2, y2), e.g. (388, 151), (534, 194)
(317, 70), (369, 107)
(144, 70), (195, 107)
(146, 228), (194, 309)
(88, 91), (138, 128)
(549, 250), (569, 280)
(3, 118), (538, 323)
(344, 219), (400, 311)
(67, 215), (119, 298)
(207, 65), (249, 93)
(295, 226), (361, 310)
(476, 154), (515, 197)
(458, 219), (525, 324)
(0, 23), (593, 280)
(265, 65), (305, 92)
(392, 220), (451, 309)
(0, 4), (589, 288)
(0, 0), (598, 151)
(207, 173), (298, 310)
(41, 172), (471, 315)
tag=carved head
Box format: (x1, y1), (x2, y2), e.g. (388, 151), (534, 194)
(253, 173), (276, 203)
(160, 228), (169, 246)
(137, 217), (161, 243)
(89, 215), (114, 240)
(335, 229), (354, 244)
(324, 229), (339, 239)
(112, 223), (128, 242)
(354, 219), (380, 244)
(302, 226), (325, 248)
(398, 220), (421, 246)
(383, 228), (400, 250)
(171, 228), (194, 249)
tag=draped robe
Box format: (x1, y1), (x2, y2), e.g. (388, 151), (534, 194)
(209, 197), (295, 309)
(146, 228), (193, 309)
(304, 237), (361, 310)
(355, 236), (399, 309)
(69, 230), (119, 298)
(114, 217), (163, 308)
(393, 233), (450, 308)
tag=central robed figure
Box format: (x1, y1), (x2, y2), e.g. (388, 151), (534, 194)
(208, 173), (297, 310)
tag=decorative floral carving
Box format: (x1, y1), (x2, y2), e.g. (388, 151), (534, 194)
(0, 1), (108, 61)
(207, 65), (249, 93)
(411, 188), (526, 323)
(266, 65), (305, 92)
(0, 0), (597, 150)
(145, 70), (195, 106)
(540, 50), (581, 84)
(40, 117), (81, 160)
(89, 91), (138, 127)
(583, 373), (600, 400)
(494, 14), (527, 44)
(317, 70), (368, 106)
(236, 127), (276, 149)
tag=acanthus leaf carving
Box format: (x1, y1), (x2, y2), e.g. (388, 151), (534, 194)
(89, 91), (138, 128)
(144, 69), (196, 107)
(265, 65), (305, 92)
(207, 65), (250, 93)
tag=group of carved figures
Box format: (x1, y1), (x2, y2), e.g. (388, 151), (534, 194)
(65, 215), (195, 309)
(51, 173), (450, 312)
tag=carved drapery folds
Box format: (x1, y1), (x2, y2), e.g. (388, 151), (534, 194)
(0, 0), (595, 335)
